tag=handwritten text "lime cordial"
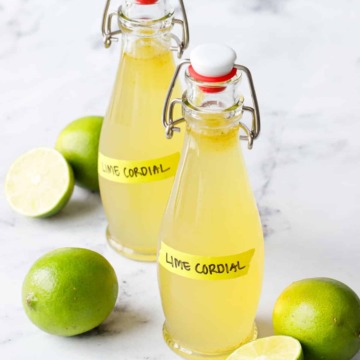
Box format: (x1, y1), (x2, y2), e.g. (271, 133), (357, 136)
(101, 163), (170, 179)
(165, 252), (246, 275)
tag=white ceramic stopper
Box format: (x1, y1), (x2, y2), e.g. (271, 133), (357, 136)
(190, 43), (237, 77)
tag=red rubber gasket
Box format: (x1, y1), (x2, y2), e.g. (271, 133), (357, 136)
(188, 65), (237, 93)
(188, 65), (237, 83)
(135, 0), (158, 4)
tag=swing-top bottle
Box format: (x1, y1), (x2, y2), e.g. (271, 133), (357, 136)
(98, 0), (189, 261)
(158, 43), (264, 359)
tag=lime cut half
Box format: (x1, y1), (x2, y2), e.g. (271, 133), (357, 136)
(5, 148), (74, 217)
(226, 336), (304, 360)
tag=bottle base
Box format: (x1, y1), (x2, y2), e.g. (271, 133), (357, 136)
(106, 226), (157, 262)
(162, 322), (257, 360)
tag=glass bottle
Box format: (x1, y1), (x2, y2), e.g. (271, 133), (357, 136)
(158, 43), (264, 359)
(98, 0), (189, 261)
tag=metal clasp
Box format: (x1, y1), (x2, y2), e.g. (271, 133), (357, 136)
(102, 0), (121, 48)
(162, 60), (190, 139)
(170, 0), (190, 58)
(235, 64), (261, 150)
(101, 0), (189, 54)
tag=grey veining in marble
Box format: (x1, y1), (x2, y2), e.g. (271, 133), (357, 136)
(1, 0), (359, 359)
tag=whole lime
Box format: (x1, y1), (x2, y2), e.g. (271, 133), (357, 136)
(273, 277), (360, 360)
(22, 247), (118, 336)
(55, 116), (103, 191)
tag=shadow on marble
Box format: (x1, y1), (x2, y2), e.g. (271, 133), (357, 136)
(52, 194), (102, 222)
(256, 316), (273, 338)
(77, 302), (150, 338)
(259, 205), (290, 240)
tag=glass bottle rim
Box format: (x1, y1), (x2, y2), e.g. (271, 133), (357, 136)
(118, 6), (174, 30)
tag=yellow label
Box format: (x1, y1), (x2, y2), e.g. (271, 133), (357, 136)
(158, 242), (255, 281)
(98, 152), (180, 184)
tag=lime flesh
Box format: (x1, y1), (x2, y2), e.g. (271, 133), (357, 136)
(5, 148), (74, 217)
(226, 335), (304, 360)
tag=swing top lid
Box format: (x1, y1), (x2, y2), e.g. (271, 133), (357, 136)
(189, 43), (237, 82)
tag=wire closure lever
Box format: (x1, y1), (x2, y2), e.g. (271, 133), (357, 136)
(101, 0), (189, 55)
(235, 64), (261, 150)
(163, 62), (261, 150)
(162, 60), (190, 139)
(170, 0), (189, 58)
(102, 0), (121, 48)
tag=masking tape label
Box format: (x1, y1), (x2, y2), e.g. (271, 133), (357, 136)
(98, 152), (180, 184)
(158, 242), (255, 280)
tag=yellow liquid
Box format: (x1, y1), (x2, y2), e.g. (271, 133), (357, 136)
(158, 122), (264, 358)
(99, 38), (182, 261)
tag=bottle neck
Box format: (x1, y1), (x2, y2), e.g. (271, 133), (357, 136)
(184, 68), (242, 110)
(118, 4), (174, 56)
(182, 92), (243, 142)
(179, 67), (244, 138)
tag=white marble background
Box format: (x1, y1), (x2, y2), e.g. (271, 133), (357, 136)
(0, 0), (360, 359)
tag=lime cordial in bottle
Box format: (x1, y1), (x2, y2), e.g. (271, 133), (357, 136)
(158, 43), (264, 359)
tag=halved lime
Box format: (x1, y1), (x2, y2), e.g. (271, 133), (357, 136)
(227, 336), (304, 360)
(5, 148), (74, 217)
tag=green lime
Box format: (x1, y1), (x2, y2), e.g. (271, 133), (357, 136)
(273, 277), (360, 360)
(55, 115), (103, 191)
(5, 148), (74, 217)
(226, 336), (303, 360)
(22, 247), (118, 336)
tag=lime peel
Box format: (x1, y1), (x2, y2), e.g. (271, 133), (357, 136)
(55, 115), (103, 191)
(273, 277), (360, 360)
(22, 247), (118, 336)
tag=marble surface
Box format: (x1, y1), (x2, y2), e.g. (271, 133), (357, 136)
(1, 0), (360, 359)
